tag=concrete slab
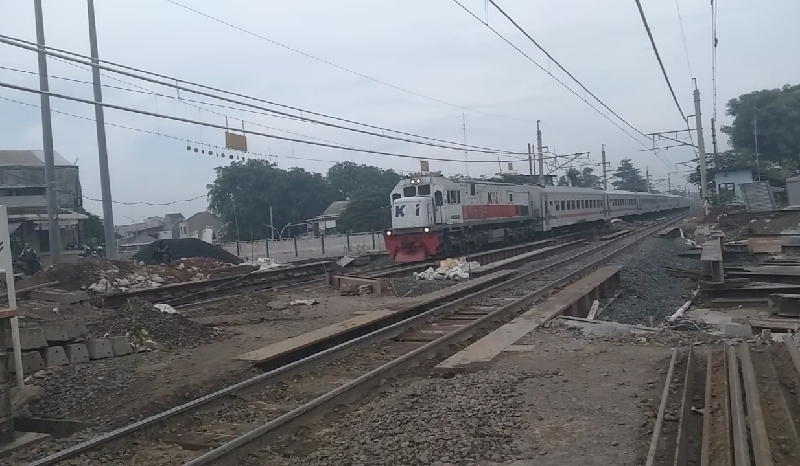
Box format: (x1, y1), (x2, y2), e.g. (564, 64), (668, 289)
(29, 289), (89, 304)
(62, 320), (88, 341)
(107, 336), (133, 356)
(237, 269), (515, 365)
(85, 339), (113, 360)
(41, 322), (70, 343)
(724, 323), (754, 338)
(436, 266), (622, 371)
(39, 346), (69, 367)
(4, 328), (47, 350)
(0, 432), (50, 458)
(63, 343), (89, 364)
(7, 351), (45, 373)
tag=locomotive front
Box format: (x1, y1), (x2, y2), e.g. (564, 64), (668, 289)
(383, 176), (443, 262)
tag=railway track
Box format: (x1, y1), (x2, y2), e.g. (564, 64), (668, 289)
(27, 212), (687, 466)
(649, 336), (800, 466)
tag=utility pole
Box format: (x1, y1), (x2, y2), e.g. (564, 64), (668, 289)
(87, 0), (117, 259)
(693, 80), (709, 201)
(711, 117), (719, 161)
(527, 143), (533, 177)
(601, 144), (608, 191)
(754, 100), (761, 181)
(536, 120), (544, 184)
(269, 206), (274, 240)
(33, 0), (62, 262)
(646, 166), (651, 193)
(668, 173), (672, 193)
(462, 113), (469, 177)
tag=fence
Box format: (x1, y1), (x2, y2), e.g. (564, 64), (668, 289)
(222, 232), (387, 262)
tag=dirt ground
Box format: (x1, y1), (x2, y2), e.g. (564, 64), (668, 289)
(21, 284), (430, 426)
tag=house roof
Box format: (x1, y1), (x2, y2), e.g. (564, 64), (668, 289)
(321, 200), (349, 217)
(0, 150), (74, 167)
(119, 233), (157, 246)
(184, 211), (224, 233)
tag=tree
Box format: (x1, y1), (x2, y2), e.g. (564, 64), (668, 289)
(611, 159), (649, 192)
(721, 84), (800, 164)
(81, 209), (105, 247)
(327, 162), (401, 200)
(207, 160), (336, 239)
(558, 167), (601, 188)
(336, 186), (392, 233)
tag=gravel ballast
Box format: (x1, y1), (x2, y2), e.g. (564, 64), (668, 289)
(602, 236), (701, 326)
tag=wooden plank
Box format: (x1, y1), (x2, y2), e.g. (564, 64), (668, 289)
(739, 344), (773, 466)
(700, 351), (713, 466)
(646, 348), (679, 466)
(746, 317), (800, 332)
(701, 238), (724, 262)
(435, 266), (622, 370)
(673, 346), (695, 466)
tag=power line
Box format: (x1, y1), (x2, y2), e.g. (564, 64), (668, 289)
(711, 0), (719, 123)
(163, 0), (537, 124)
(632, 0), (688, 121)
(674, 0), (694, 80)
(0, 34), (527, 156)
(452, 0), (674, 170)
(0, 80), (530, 165)
(83, 193), (205, 206)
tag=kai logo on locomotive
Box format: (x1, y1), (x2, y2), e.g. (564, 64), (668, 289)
(395, 205), (406, 217)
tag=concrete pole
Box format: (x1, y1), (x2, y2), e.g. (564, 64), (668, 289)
(527, 143), (533, 177)
(33, 0), (62, 262)
(694, 83), (709, 201)
(601, 144), (608, 191)
(87, 0), (117, 259)
(646, 166), (650, 193)
(0, 320), (13, 446)
(269, 206), (274, 240)
(536, 120), (544, 184)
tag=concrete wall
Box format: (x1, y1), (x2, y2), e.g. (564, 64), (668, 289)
(714, 170), (754, 204)
(223, 232), (387, 263)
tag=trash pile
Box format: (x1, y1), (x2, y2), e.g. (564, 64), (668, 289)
(414, 258), (481, 281)
(87, 258), (222, 293)
(251, 257), (282, 271)
(90, 297), (224, 350)
(132, 238), (241, 265)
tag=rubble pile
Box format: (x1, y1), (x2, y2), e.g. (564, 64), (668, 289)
(414, 257), (481, 281)
(87, 258), (223, 293)
(132, 238), (241, 265)
(20, 258), (124, 291)
(90, 297), (225, 349)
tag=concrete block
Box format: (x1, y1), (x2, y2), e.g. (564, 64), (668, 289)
(108, 336), (133, 356)
(63, 344), (89, 364)
(724, 323), (753, 338)
(5, 327), (48, 350)
(39, 346), (69, 367)
(62, 320), (88, 341)
(7, 351), (45, 373)
(85, 339), (113, 360)
(41, 322), (70, 343)
(30, 289), (89, 304)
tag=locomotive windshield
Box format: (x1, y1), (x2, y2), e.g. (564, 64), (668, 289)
(403, 186), (416, 197)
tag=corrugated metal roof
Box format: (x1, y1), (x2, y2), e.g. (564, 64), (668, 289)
(321, 200), (349, 217)
(0, 150), (75, 167)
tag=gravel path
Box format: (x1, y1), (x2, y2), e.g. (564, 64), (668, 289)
(602, 237), (701, 326)
(258, 372), (535, 466)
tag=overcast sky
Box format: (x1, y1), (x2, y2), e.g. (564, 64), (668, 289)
(1, 0), (797, 224)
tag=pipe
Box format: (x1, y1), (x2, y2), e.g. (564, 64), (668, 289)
(665, 287), (700, 323)
(10, 318), (22, 388)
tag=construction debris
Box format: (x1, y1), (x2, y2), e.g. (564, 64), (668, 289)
(414, 258), (480, 281)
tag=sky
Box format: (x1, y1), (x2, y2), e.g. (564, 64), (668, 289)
(0, 0), (797, 224)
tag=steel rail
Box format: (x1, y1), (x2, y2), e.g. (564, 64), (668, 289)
(183, 214), (687, 465)
(646, 348), (679, 466)
(29, 213), (685, 466)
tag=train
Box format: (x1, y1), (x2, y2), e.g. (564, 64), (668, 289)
(383, 174), (690, 262)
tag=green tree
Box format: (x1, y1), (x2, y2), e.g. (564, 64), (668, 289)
(558, 167), (601, 188)
(327, 162), (401, 200)
(336, 186), (392, 233)
(611, 159), (649, 192)
(721, 84), (800, 163)
(207, 160), (336, 239)
(81, 209), (105, 247)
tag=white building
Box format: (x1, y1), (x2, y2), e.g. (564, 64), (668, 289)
(713, 169), (754, 205)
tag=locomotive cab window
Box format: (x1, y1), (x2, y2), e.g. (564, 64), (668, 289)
(403, 186), (416, 197)
(508, 193), (514, 203)
(434, 191), (443, 206)
(470, 184), (476, 196)
(418, 184), (431, 196)
(446, 190), (461, 204)
(392, 193), (401, 201)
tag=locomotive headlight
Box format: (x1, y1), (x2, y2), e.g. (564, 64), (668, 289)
(423, 227), (431, 233)
(414, 178), (422, 184)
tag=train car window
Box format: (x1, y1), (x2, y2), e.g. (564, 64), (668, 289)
(470, 184), (476, 196)
(392, 193), (401, 201)
(434, 191), (443, 206)
(508, 193), (514, 203)
(418, 184), (431, 196)
(555, 202), (560, 211)
(446, 190), (461, 204)
(560, 201), (565, 210)
(403, 186), (416, 197)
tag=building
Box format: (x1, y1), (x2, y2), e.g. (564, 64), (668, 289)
(115, 216), (163, 238)
(712, 169), (754, 205)
(180, 211), (224, 240)
(0, 150), (87, 253)
(306, 200), (349, 235)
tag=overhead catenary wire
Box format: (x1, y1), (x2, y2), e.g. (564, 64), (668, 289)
(0, 34), (527, 156)
(0, 80), (531, 165)
(451, 0), (674, 170)
(632, 0), (688, 121)
(674, 0), (694, 80)
(83, 193), (205, 206)
(163, 0), (537, 125)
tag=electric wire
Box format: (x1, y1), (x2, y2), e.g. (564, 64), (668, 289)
(82, 193), (206, 206)
(674, 0), (694, 80)
(0, 34), (527, 156)
(0, 81), (527, 164)
(451, 0), (674, 170)
(632, 0), (688, 121)
(163, 0), (538, 124)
